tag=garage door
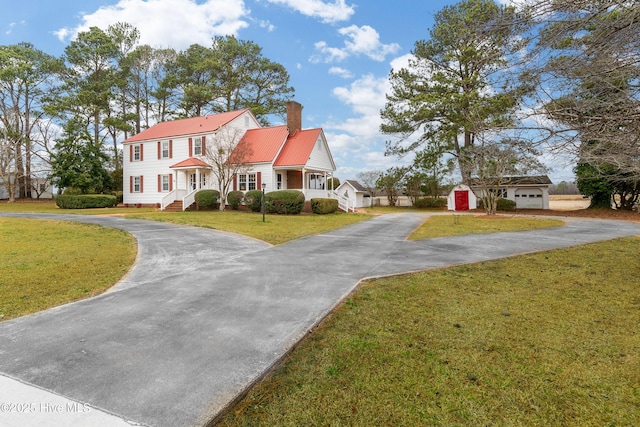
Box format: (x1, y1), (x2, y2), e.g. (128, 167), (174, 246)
(514, 188), (543, 209)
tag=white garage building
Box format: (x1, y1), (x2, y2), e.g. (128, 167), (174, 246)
(469, 175), (552, 210)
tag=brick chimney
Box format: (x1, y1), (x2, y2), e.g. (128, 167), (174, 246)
(287, 101), (302, 136)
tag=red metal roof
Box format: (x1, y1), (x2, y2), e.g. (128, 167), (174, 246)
(235, 126), (289, 163)
(169, 157), (211, 169)
(274, 128), (322, 167)
(123, 110), (249, 143)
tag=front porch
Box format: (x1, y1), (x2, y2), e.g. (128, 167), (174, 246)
(160, 162), (351, 211)
(162, 158), (211, 211)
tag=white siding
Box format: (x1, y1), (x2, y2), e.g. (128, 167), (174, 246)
(306, 133), (335, 172)
(123, 135), (202, 205)
(122, 112), (261, 205)
(239, 164), (273, 193)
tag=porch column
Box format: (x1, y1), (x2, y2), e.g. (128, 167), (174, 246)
(302, 168), (306, 197)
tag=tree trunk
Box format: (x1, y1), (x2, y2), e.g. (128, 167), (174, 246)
(15, 143), (26, 199)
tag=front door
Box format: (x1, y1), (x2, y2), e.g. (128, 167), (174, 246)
(454, 190), (469, 211)
(189, 173), (197, 191)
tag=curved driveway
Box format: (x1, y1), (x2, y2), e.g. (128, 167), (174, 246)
(1, 213), (639, 426)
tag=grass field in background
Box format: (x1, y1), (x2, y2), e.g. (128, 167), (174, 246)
(218, 237), (640, 426)
(0, 217), (137, 321)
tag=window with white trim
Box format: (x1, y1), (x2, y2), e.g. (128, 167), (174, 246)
(161, 141), (169, 158)
(161, 175), (171, 192)
(133, 176), (142, 193)
(133, 145), (141, 161)
(194, 137), (202, 156)
(237, 173), (256, 191)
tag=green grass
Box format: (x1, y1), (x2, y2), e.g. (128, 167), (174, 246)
(0, 217), (137, 321)
(126, 210), (371, 245)
(0, 200), (156, 214)
(217, 237), (640, 427)
(409, 214), (565, 240)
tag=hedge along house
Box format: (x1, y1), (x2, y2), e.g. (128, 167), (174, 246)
(122, 101), (337, 210)
(468, 175), (553, 210)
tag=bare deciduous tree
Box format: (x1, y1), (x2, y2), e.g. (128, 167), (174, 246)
(462, 128), (546, 215)
(521, 0), (640, 181)
(0, 126), (20, 202)
(356, 170), (382, 197)
(204, 127), (253, 211)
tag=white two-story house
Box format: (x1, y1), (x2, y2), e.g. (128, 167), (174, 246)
(122, 101), (337, 210)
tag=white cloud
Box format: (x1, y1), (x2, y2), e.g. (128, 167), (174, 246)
(332, 74), (389, 121)
(389, 53), (413, 72)
(311, 25), (400, 63)
(265, 0), (354, 23)
(312, 41), (350, 63)
(322, 74), (389, 154)
(54, 0), (250, 50)
(256, 19), (276, 32)
(328, 66), (353, 78)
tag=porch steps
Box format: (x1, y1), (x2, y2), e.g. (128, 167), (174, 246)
(164, 201), (183, 212)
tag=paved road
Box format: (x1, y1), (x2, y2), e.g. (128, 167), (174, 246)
(1, 213), (639, 426)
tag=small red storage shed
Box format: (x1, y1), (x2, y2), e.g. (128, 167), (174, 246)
(447, 184), (477, 211)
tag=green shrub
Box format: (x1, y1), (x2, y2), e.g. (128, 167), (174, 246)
(62, 187), (84, 195)
(244, 190), (264, 212)
(478, 198), (517, 211)
(55, 194), (118, 209)
(112, 191), (123, 204)
(414, 197), (447, 209)
(497, 198), (517, 211)
(227, 190), (244, 210)
(311, 198), (339, 214)
(195, 189), (220, 210)
(265, 190), (305, 215)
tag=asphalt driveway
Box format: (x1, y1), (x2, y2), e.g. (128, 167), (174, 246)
(1, 212), (639, 426)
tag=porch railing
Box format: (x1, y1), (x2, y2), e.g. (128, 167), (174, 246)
(329, 190), (354, 212)
(182, 188), (198, 211)
(161, 190), (176, 211)
(160, 189), (187, 211)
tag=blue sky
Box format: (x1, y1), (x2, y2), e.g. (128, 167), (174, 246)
(0, 0), (573, 183)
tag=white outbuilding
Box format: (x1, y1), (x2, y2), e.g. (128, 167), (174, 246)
(335, 180), (371, 209)
(447, 184), (477, 211)
(469, 176), (552, 210)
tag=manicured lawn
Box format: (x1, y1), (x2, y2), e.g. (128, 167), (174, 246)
(126, 210), (372, 245)
(0, 217), (137, 321)
(217, 237), (640, 427)
(409, 214), (564, 239)
(0, 200), (156, 215)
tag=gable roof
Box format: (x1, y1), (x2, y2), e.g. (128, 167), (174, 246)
(123, 109), (250, 143)
(235, 126), (289, 163)
(274, 128), (322, 167)
(170, 157), (210, 169)
(468, 175), (552, 186)
(344, 180), (368, 192)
